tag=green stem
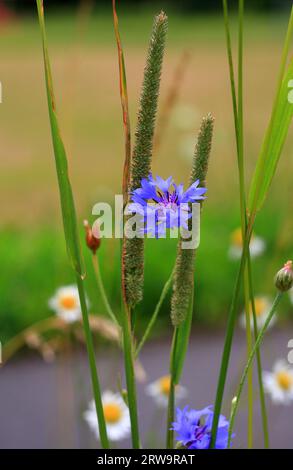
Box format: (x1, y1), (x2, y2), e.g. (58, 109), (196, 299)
(228, 292), (283, 446)
(223, 0), (269, 448)
(243, 267), (253, 448)
(247, 254), (270, 448)
(238, 0), (254, 448)
(236, 0), (246, 232)
(92, 254), (119, 326)
(210, 225), (251, 448)
(135, 267), (175, 357)
(222, 0), (240, 158)
(166, 327), (179, 449)
(121, 304), (140, 448)
(76, 274), (109, 449)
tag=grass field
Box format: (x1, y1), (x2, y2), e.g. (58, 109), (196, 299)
(1, 8), (293, 341)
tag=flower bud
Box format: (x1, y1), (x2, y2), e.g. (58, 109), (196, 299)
(275, 260), (293, 292)
(84, 220), (101, 255)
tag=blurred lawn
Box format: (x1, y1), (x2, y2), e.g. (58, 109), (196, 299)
(0, 8), (293, 341)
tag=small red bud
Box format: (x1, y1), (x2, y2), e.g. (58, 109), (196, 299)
(84, 220), (101, 255)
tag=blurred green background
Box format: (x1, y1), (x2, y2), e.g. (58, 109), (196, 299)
(1, 1), (292, 342)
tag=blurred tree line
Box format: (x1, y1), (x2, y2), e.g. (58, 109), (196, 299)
(4, 0), (292, 13)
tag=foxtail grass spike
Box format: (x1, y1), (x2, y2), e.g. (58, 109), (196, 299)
(171, 248), (195, 327)
(190, 113), (214, 187)
(171, 114), (214, 327)
(123, 12), (168, 308)
(129, 11), (168, 192)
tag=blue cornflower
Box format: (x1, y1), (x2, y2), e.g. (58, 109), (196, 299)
(126, 174), (207, 238)
(172, 405), (233, 449)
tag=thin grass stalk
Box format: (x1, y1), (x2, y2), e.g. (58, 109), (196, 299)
(227, 292), (284, 446)
(222, 0), (269, 448)
(166, 327), (179, 449)
(112, 3), (143, 448)
(247, 253), (270, 448)
(222, 0), (240, 159)
(36, 0), (109, 448)
(112, 0), (133, 330)
(166, 288), (195, 449)
(243, 269), (253, 448)
(76, 275), (110, 448)
(92, 254), (118, 325)
(210, 224), (252, 447)
(119, 230), (141, 447)
(238, 0), (254, 448)
(135, 266), (175, 357)
(236, 0), (246, 229)
(121, 303), (140, 448)
(224, 0), (253, 445)
(112, 0), (131, 203)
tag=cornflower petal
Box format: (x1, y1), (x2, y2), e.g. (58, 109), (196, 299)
(129, 175), (207, 237)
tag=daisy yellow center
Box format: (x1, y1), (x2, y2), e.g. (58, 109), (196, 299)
(276, 371), (293, 390)
(231, 228), (243, 247)
(59, 295), (77, 310)
(250, 298), (266, 318)
(159, 376), (171, 396)
(231, 228), (255, 247)
(103, 403), (122, 423)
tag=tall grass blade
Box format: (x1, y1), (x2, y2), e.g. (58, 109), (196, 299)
(210, 224), (253, 448)
(220, 0), (269, 448)
(120, 303), (141, 448)
(112, 0), (131, 203)
(247, 254), (270, 448)
(36, 0), (84, 278)
(36, 0), (109, 448)
(249, 8), (293, 215)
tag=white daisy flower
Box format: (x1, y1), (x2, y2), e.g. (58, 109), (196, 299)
(263, 360), (293, 405)
(239, 296), (276, 330)
(84, 391), (130, 442)
(48, 285), (86, 323)
(146, 375), (187, 408)
(228, 227), (266, 260)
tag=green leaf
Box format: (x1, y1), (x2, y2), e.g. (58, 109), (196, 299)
(248, 60), (293, 215)
(36, 0), (85, 277)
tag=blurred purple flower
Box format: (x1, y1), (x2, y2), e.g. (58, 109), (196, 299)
(126, 174), (206, 238)
(172, 405), (233, 449)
